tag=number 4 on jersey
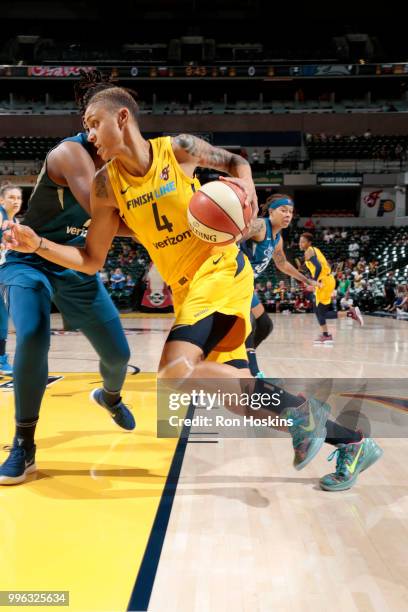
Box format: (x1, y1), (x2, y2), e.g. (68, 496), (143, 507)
(152, 201), (173, 232)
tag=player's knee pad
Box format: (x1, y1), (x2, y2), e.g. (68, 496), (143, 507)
(253, 311), (273, 348)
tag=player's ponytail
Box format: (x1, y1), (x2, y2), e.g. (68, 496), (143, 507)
(74, 69), (139, 117)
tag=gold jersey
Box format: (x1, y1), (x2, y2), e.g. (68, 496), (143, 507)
(106, 136), (238, 288)
(305, 246), (331, 281)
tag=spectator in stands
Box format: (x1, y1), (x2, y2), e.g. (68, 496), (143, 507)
(364, 128), (372, 138)
(263, 281), (276, 312)
(358, 283), (376, 313)
(254, 282), (266, 304)
(110, 267), (126, 291)
(353, 267), (364, 290)
(369, 260), (379, 276)
(394, 143), (403, 160)
(383, 271), (397, 311)
(125, 274), (135, 289)
(251, 149), (260, 166)
(395, 286), (408, 318)
(322, 228), (332, 244)
(348, 239), (360, 261)
(99, 268), (109, 286)
(360, 231), (370, 245)
(294, 292), (312, 313)
(337, 273), (352, 306)
(275, 281), (293, 313)
(340, 228), (348, 240)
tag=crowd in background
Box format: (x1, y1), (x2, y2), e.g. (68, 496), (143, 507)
(305, 131), (408, 162)
(253, 223), (408, 318)
(99, 223), (408, 318)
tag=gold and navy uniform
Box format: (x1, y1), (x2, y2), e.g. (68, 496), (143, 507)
(305, 246), (335, 306)
(107, 136), (253, 354)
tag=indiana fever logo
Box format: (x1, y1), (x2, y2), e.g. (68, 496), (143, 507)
(160, 165), (170, 181)
(363, 190), (382, 208)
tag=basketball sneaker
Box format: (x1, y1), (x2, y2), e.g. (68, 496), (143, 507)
(0, 442), (36, 485)
(283, 397), (331, 470)
(348, 306), (364, 326)
(0, 354), (13, 376)
(319, 437), (383, 491)
(90, 388), (136, 430)
(313, 334), (333, 345)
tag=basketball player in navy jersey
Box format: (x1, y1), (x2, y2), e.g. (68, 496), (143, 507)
(241, 193), (317, 376)
(0, 109), (138, 484)
(0, 182), (23, 375)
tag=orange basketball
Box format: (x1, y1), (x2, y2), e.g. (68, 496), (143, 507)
(187, 180), (251, 245)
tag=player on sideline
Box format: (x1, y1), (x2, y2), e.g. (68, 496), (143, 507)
(0, 91), (138, 485)
(0, 182), (23, 375)
(299, 232), (364, 344)
(3, 84), (383, 491)
(240, 193), (318, 377)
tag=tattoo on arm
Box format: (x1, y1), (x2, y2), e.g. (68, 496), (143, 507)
(174, 134), (250, 173)
(273, 250), (287, 266)
(95, 173), (108, 198)
(246, 218), (264, 238)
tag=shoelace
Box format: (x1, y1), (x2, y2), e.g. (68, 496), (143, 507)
(327, 445), (351, 477)
(2, 446), (25, 468)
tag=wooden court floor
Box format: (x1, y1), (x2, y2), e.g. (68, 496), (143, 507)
(0, 313), (407, 611)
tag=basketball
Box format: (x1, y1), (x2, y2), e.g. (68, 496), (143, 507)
(187, 180), (251, 245)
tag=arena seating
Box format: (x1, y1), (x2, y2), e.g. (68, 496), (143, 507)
(306, 135), (408, 160)
(0, 136), (60, 160)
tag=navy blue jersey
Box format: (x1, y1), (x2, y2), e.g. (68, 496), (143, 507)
(240, 218), (280, 278)
(5, 133), (94, 267)
(21, 132), (93, 244)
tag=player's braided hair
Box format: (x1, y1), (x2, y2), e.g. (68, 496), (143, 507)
(74, 69), (139, 116)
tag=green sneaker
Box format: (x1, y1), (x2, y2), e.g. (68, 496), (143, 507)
(320, 438), (383, 492)
(284, 397), (331, 470)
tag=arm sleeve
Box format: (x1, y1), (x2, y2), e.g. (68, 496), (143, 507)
(309, 255), (322, 280)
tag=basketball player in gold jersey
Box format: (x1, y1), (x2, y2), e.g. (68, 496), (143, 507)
(4, 84), (384, 489)
(299, 233), (364, 344)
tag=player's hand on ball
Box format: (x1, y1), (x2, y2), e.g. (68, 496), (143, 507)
(1, 221), (41, 253)
(219, 176), (258, 222)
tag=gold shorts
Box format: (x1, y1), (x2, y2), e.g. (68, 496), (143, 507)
(315, 274), (336, 306)
(171, 246), (253, 354)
